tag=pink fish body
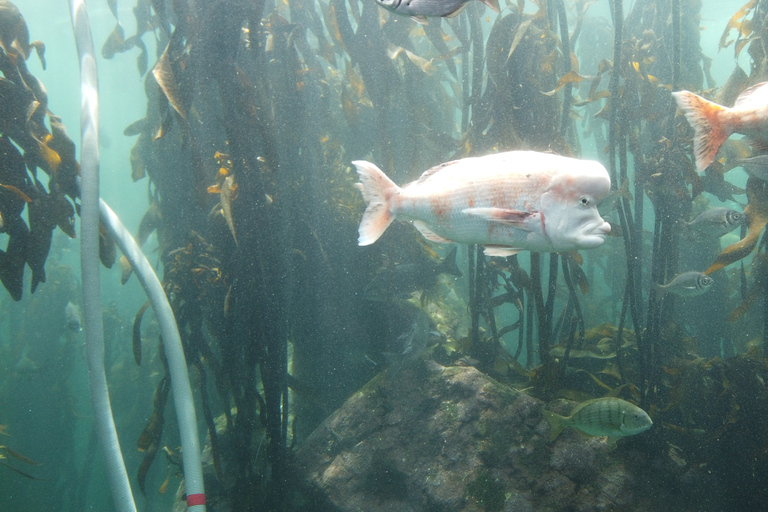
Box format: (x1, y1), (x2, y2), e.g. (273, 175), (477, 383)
(672, 82), (768, 172)
(354, 151), (612, 257)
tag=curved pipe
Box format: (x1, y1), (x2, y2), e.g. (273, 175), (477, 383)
(100, 199), (207, 511)
(69, 0), (206, 510)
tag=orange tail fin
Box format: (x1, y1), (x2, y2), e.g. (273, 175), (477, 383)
(353, 160), (400, 246)
(672, 90), (732, 172)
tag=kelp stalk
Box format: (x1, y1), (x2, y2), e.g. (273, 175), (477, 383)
(554, 0), (572, 136)
(68, 1), (136, 511)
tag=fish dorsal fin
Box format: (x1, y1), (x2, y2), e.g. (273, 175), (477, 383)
(416, 160), (461, 184)
(413, 220), (454, 243)
(463, 207), (536, 229)
(483, 245), (521, 257)
(734, 81), (768, 109)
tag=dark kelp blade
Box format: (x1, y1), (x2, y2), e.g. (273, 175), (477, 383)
(120, 255), (133, 284)
(98, 221), (116, 268)
(728, 250), (768, 321)
(0, 461), (42, 480)
(129, 133), (148, 181)
(152, 41), (187, 119)
(101, 23), (129, 59)
(137, 375), (170, 495)
(706, 178), (768, 274)
(132, 300), (151, 366)
(2, 445), (40, 465)
(0, 220), (28, 301)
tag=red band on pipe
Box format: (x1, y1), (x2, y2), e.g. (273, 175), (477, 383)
(187, 493), (206, 506)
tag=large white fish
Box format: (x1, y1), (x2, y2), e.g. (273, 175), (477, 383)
(354, 151), (612, 257)
(672, 82), (768, 172)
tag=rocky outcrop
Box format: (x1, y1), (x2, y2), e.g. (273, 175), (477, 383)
(294, 361), (654, 512)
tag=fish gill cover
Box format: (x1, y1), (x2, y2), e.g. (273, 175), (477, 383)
(3, 0), (768, 511)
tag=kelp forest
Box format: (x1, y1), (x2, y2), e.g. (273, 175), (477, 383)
(2, 0), (768, 510)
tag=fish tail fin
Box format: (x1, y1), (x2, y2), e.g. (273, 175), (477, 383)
(437, 246), (462, 277)
(542, 409), (567, 441)
(672, 90), (733, 172)
(353, 160), (400, 246)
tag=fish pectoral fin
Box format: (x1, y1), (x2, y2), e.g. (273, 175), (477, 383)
(483, 245), (522, 257)
(412, 221), (454, 243)
(410, 15), (428, 24)
(463, 207), (535, 229)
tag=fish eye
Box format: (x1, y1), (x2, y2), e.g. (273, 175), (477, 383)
(579, 196), (590, 207)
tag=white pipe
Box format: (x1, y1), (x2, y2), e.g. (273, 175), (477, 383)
(69, 0), (207, 509)
(99, 200), (207, 511)
(68, 0), (136, 510)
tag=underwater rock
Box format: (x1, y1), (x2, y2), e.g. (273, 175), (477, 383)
(293, 362), (657, 512)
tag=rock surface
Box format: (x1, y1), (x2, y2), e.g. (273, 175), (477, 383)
(294, 361), (655, 512)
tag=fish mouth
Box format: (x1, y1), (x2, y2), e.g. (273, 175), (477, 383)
(577, 221), (611, 247)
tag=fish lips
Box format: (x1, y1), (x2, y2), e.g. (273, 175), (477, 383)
(578, 220), (612, 248)
(553, 219), (611, 250)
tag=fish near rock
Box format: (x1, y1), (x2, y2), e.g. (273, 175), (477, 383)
(656, 271), (714, 298)
(544, 397), (652, 443)
(375, 0), (500, 24)
(672, 82), (768, 172)
(354, 151), (612, 257)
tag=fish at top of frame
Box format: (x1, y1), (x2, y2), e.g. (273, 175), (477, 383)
(375, 0), (500, 25)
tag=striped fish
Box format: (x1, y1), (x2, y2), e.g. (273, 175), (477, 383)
(672, 82), (768, 172)
(354, 151), (612, 257)
(544, 397), (652, 442)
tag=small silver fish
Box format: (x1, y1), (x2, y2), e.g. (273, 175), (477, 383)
(736, 155), (768, 181)
(65, 301), (82, 332)
(656, 271), (714, 297)
(685, 207), (745, 240)
(375, 0), (500, 24)
(544, 397), (652, 442)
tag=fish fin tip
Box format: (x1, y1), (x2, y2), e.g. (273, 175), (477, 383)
(354, 160), (399, 245)
(672, 90), (732, 172)
(480, 0), (501, 13)
(542, 409), (566, 441)
(483, 245), (521, 257)
(438, 246), (462, 277)
(413, 220), (454, 244)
